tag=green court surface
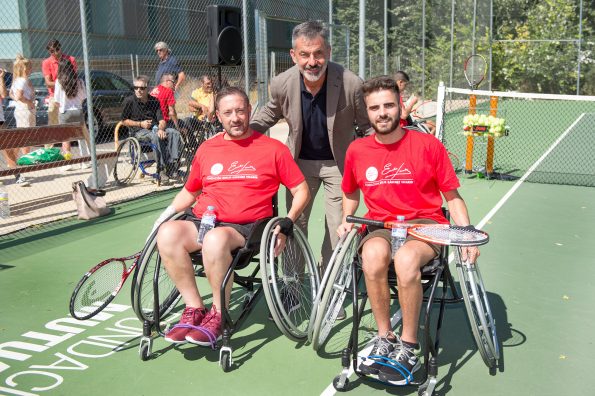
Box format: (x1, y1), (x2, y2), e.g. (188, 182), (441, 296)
(1, 175), (595, 395)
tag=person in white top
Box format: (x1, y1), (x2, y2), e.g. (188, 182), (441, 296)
(6, 55), (35, 186)
(54, 58), (90, 170)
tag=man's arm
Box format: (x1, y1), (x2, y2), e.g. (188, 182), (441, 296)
(0, 69), (7, 98)
(286, 181), (310, 222)
(338, 190), (360, 236)
(443, 189), (479, 263)
(175, 71), (186, 92)
(353, 80), (371, 132)
(168, 105), (179, 129)
(249, 79), (283, 133)
(147, 187), (199, 240)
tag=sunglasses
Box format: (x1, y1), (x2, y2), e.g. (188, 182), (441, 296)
(133, 86), (147, 91)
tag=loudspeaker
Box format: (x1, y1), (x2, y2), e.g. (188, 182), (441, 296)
(207, 5), (242, 66)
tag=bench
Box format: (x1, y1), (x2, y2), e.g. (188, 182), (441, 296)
(0, 123), (118, 177)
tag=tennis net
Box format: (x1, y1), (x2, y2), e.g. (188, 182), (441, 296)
(436, 87), (595, 187)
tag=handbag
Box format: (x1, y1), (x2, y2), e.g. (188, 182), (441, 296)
(72, 181), (110, 220)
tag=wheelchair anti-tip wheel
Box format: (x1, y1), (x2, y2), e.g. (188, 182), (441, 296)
(114, 137), (141, 185)
(260, 217), (319, 341)
(455, 247), (499, 369)
(131, 213), (184, 323)
(311, 228), (360, 350)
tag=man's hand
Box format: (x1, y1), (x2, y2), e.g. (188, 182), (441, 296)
(157, 129), (167, 139)
(337, 221), (354, 238)
(272, 217), (294, 257)
(140, 119), (152, 129)
(146, 205), (176, 242)
(460, 246), (480, 264)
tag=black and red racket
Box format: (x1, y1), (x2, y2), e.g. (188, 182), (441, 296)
(345, 215), (488, 247)
(69, 252), (141, 320)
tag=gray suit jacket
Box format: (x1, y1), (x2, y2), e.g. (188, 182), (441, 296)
(250, 62), (370, 173)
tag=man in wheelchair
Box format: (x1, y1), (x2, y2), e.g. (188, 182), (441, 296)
(121, 75), (182, 183)
(337, 76), (479, 385)
(148, 86), (310, 347)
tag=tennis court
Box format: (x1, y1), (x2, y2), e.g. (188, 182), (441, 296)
(2, 121), (595, 395)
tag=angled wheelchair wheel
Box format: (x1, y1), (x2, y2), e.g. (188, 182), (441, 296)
(260, 217), (319, 341)
(311, 228), (360, 350)
(114, 138), (141, 185)
(455, 247), (499, 369)
(131, 213), (183, 323)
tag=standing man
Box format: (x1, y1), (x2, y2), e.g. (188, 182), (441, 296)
(250, 21), (369, 270)
(42, 39), (78, 162)
(154, 42), (185, 92)
(121, 75), (181, 183)
(338, 76), (478, 385)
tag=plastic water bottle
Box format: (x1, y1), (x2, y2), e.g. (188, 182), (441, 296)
(197, 205), (216, 243)
(152, 125), (158, 134)
(0, 187), (9, 219)
(391, 215), (407, 256)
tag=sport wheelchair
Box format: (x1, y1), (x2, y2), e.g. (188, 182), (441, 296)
(129, 209), (320, 371)
(309, 214), (499, 395)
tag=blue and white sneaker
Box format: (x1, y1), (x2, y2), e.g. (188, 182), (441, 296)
(378, 336), (420, 385)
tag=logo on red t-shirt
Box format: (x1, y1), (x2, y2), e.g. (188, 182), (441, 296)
(364, 162), (413, 186)
(207, 160), (258, 180)
(210, 163), (223, 175)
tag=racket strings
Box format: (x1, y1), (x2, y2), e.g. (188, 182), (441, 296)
(465, 56), (487, 86)
(72, 261), (125, 313)
(412, 226), (486, 243)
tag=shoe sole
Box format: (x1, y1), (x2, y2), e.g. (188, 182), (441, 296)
(185, 335), (222, 346)
(163, 336), (188, 344)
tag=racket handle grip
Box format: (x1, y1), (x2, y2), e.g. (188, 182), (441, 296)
(346, 215), (387, 228)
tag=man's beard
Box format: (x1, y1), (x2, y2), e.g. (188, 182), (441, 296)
(372, 116), (399, 135)
(301, 62), (328, 82)
(225, 121), (249, 137)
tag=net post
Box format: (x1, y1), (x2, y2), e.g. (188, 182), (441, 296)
(485, 96), (499, 177)
(435, 82), (446, 142)
(465, 94), (477, 174)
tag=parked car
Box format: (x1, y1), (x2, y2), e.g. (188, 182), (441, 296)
(2, 70), (133, 143)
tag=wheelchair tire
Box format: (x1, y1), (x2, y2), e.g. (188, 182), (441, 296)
(455, 248), (500, 369)
(260, 217), (319, 341)
(130, 213), (184, 323)
(114, 138), (141, 185)
(311, 229), (360, 350)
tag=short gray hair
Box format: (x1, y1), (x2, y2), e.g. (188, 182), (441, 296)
(134, 75), (149, 86)
(154, 41), (170, 53)
(292, 21), (329, 49)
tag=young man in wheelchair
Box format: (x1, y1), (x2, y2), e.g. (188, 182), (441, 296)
(148, 86), (310, 347)
(337, 76), (479, 385)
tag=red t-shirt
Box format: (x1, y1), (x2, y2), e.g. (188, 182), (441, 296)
(150, 85), (175, 122)
(185, 132), (305, 223)
(342, 129), (460, 223)
(41, 54), (78, 98)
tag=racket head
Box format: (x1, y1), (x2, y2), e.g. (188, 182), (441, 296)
(70, 259), (127, 320)
(411, 100), (438, 120)
(464, 54), (487, 89)
(408, 224), (489, 247)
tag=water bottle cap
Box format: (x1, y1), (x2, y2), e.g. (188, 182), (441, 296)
(397, 215), (405, 221)
(207, 205), (215, 210)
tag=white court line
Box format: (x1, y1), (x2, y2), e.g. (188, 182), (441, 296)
(320, 114), (585, 396)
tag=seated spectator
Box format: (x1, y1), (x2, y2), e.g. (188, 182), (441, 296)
(184, 75), (216, 140)
(121, 75), (181, 183)
(150, 73), (182, 131)
(150, 86), (310, 347)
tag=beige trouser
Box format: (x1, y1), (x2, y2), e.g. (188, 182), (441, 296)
(286, 159), (343, 272)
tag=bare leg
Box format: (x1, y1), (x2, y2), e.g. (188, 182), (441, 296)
(361, 237), (393, 336)
(157, 220), (205, 308)
(393, 240), (435, 344)
(201, 227), (245, 309)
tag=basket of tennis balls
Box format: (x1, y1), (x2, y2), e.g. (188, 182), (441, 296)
(463, 114), (509, 138)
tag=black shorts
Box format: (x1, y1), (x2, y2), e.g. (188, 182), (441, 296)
(182, 209), (257, 240)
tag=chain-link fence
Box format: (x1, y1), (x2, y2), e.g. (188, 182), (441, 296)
(0, 0), (327, 239)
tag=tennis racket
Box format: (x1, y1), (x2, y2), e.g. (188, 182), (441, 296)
(345, 216), (488, 247)
(411, 100), (438, 120)
(464, 54), (487, 89)
(69, 252), (141, 320)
